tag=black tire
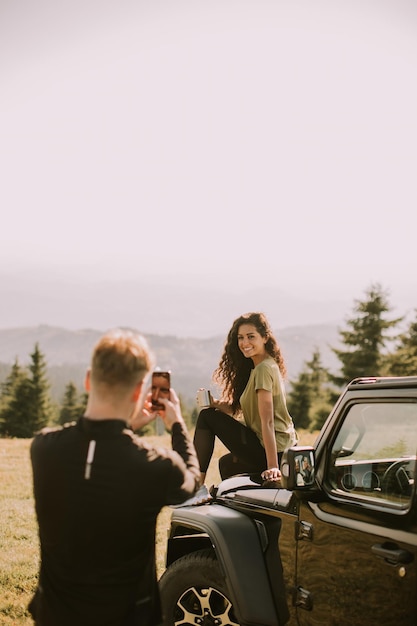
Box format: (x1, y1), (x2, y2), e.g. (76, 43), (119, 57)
(160, 549), (240, 626)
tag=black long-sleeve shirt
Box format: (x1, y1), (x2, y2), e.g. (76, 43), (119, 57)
(29, 417), (200, 626)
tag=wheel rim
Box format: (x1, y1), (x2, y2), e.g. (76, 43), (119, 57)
(173, 585), (240, 626)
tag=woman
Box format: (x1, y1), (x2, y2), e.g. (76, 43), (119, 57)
(194, 312), (298, 492)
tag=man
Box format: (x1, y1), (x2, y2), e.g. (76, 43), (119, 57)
(29, 329), (200, 626)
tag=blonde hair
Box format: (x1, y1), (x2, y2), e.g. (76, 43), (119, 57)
(90, 329), (153, 391)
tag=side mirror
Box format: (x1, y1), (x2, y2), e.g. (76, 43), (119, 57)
(281, 446), (315, 489)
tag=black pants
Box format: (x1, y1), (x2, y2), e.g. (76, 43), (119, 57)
(194, 408), (280, 480)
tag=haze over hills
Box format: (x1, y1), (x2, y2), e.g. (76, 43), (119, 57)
(0, 271), (353, 337)
(0, 323), (341, 403)
(1, 272), (413, 402)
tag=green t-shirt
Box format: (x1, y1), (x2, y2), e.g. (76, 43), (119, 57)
(240, 357), (298, 452)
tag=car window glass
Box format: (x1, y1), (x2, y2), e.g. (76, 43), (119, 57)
(328, 401), (417, 509)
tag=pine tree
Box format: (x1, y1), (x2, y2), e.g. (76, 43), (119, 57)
(287, 371), (312, 429)
(0, 360), (22, 409)
(384, 310), (417, 376)
(27, 343), (52, 434)
(0, 359), (30, 436)
(287, 348), (333, 431)
(0, 345), (53, 437)
(330, 283), (402, 388)
(305, 350), (334, 431)
(59, 381), (82, 425)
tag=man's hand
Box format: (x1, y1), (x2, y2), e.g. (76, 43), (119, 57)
(158, 388), (185, 431)
(130, 388), (185, 433)
(130, 406), (156, 432)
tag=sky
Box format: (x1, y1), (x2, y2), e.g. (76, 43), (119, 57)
(1, 0), (417, 335)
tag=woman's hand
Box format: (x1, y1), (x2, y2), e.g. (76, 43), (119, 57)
(211, 398), (234, 416)
(261, 467), (281, 482)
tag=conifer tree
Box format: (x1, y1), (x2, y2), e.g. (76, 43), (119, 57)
(59, 381), (81, 425)
(0, 359), (30, 436)
(0, 359), (22, 408)
(384, 310), (417, 376)
(330, 283), (402, 388)
(287, 348), (333, 431)
(27, 343), (52, 434)
(305, 349), (334, 431)
(287, 370), (312, 429)
(0, 345), (53, 437)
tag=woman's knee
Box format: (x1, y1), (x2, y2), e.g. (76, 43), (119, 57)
(218, 453), (258, 480)
(195, 407), (219, 430)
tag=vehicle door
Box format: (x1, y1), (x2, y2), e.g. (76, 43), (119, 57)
(295, 398), (417, 626)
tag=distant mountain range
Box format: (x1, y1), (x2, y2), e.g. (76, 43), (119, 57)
(2, 272), (413, 401)
(0, 323), (341, 403)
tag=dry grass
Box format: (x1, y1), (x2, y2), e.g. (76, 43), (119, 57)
(0, 439), (39, 626)
(0, 430), (318, 624)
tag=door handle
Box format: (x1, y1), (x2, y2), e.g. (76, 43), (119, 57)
(372, 542), (414, 565)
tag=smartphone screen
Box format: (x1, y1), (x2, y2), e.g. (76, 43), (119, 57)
(151, 371), (171, 411)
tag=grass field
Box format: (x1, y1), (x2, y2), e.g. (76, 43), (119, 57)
(0, 430), (317, 625)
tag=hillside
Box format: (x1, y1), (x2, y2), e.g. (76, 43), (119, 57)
(0, 324), (341, 403)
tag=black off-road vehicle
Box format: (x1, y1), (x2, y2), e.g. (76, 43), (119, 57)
(160, 377), (417, 626)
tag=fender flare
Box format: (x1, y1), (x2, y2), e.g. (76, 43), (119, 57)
(166, 503), (288, 626)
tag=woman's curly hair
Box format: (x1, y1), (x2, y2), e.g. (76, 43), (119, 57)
(213, 312), (287, 414)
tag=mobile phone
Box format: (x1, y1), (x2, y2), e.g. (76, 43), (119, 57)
(151, 370), (171, 411)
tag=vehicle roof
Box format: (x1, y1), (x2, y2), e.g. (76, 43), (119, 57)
(347, 376), (417, 390)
